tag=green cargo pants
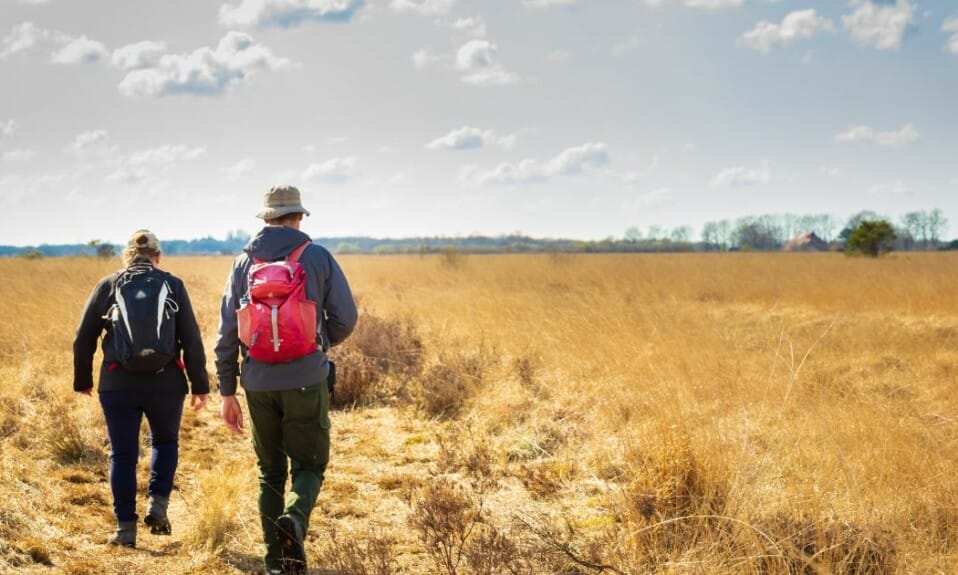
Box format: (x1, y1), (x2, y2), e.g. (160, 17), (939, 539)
(246, 383), (330, 570)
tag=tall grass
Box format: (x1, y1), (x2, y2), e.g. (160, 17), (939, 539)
(0, 253), (955, 573)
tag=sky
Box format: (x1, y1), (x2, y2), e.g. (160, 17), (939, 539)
(1, 0), (956, 246)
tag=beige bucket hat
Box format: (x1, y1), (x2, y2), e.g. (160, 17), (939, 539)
(256, 185), (311, 220)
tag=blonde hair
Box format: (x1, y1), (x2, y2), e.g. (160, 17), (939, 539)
(122, 229), (161, 267)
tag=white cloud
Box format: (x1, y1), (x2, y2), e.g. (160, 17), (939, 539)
(546, 142), (609, 175)
(117, 32), (294, 97)
(943, 15), (958, 54)
(612, 34), (645, 56)
(50, 35), (107, 64)
(710, 165), (771, 187)
(867, 180), (910, 196)
(427, 126), (518, 150)
(108, 144), (206, 185)
(0, 22), (51, 59)
(69, 129), (109, 150)
(427, 126), (492, 150)
(820, 166), (843, 177)
(219, 0), (364, 28)
(2, 149), (36, 162)
(390, 0), (454, 16)
(835, 123), (918, 147)
(456, 40), (518, 86)
(463, 142), (609, 186)
(634, 188), (672, 209)
(111, 41), (167, 70)
(412, 48), (440, 69)
(740, 10), (834, 53)
(20, 0), (52, 4)
(645, 0), (745, 9)
(842, 0), (914, 51)
(522, 0), (580, 7)
(449, 16), (486, 37)
(0, 120), (14, 138)
(302, 156), (359, 184)
(225, 158), (257, 181)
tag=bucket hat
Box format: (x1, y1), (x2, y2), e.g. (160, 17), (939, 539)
(256, 185), (311, 220)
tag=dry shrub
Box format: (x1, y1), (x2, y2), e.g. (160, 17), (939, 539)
(462, 523), (532, 575)
(43, 406), (104, 465)
(759, 513), (897, 574)
(329, 312), (424, 408)
(436, 424), (499, 491)
(409, 477), (481, 575)
(415, 348), (489, 419)
(314, 527), (398, 575)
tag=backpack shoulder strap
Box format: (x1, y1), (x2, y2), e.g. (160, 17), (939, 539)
(287, 241), (312, 264)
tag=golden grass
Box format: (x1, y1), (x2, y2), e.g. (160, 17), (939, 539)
(0, 252), (956, 573)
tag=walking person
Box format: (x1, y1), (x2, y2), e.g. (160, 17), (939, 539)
(215, 186), (357, 574)
(73, 229), (210, 548)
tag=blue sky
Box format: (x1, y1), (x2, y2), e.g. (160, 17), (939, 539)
(1, 0), (956, 245)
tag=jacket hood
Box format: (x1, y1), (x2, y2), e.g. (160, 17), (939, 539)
(245, 226), (313, 262)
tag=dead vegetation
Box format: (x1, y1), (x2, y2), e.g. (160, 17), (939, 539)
(0, 253), (956, 573)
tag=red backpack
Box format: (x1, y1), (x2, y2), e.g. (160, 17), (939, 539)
(237, 241), (318, 363)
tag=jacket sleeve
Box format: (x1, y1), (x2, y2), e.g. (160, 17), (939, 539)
(214, 255), (245, 395)
(323, 250), (358, 347)
(72, 275), (113, 392)
(173, 277), (210, 395)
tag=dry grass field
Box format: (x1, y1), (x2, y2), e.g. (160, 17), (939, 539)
(0, 252), (956, 574)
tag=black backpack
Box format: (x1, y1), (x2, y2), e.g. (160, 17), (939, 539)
(107, 269), (178, 372)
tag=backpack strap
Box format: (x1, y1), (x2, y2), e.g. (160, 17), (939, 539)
(287, 241), (311, 264)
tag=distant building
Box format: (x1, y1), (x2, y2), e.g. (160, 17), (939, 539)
(783, 232), (828, 252)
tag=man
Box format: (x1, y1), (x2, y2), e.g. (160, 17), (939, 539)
(215, 185), (357, 575)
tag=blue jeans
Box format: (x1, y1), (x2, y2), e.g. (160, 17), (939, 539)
(99, 391), (185, 522)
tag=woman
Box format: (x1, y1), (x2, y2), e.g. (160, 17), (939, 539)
(72, 229), (209, 548)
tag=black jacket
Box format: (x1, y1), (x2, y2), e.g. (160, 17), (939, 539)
(73, 263), (210, 395)
(214, 225), (358, 395)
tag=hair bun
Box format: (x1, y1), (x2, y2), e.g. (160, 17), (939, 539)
(136, 234), (149, 245)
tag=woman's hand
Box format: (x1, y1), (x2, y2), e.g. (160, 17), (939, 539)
(191, 394), (209, 411)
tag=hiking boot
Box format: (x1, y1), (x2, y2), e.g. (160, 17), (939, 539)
(276, 514), (306, 575)
(108, 520), (137, 548)
(144, 494), (172, 535)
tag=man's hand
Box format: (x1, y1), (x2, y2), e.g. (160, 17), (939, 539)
(221, 395), (244, 434)
(191, 394), (209, 411)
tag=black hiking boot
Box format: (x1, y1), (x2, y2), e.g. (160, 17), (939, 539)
(276, 514), (306, 575)
(144, 494), (172, 535)
(108, 520), (137, 548)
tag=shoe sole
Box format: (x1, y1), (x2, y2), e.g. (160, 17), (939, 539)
(144, 514), (172, 535)
(276, 516), (306, 575)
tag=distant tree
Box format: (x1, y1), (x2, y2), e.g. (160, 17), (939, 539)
(335, 242), (362, 254)
(21, 249), (44, 260)
(96, 243), (116, 258)
(623, 226), (643, 243)
(845, 220), (897, 257)
(701, 221), (719, 251)
(733, 216), (779, 251)
(927, 208), (948, 246)
(670, 226), (692, 244)
(647, 225), (664, 240)
(86, 239), (100, 256)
